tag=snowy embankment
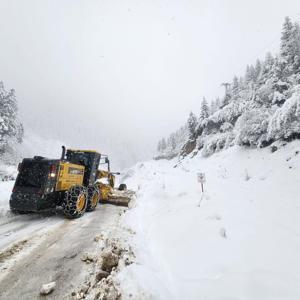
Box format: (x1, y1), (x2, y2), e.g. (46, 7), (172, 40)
(0, 181), (14, 221)
(0, 165), (17, 224)
(118, 141), (300, 300)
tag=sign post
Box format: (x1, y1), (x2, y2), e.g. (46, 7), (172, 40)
(197, 172), (206, 192)
(197, 172), (206, 207)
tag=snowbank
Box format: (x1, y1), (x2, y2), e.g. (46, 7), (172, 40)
(119, 140), (300, 300)
(0, 163), (17, 221)
(0, 180), (14, 224)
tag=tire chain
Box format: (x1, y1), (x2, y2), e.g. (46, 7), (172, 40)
(63, 185), (88, 218)
(86, 185), (100, 212)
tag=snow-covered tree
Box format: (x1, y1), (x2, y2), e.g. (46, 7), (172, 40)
(169, 134), (177, 150)
(232, 76), (239, 96)
(254, 59), (262, 81)
(280, 16), (300, 77)
(155, 125), (189, 159)
(215, 97), (221, 110)
(0, 82), (23, 154)
(199, 98), (209, 120)
(260, 52), (275, 84)
(245, 65), (256, 84)
(235, 109), (270, 147)
(157, 140), (162, 152)
(281, 16), (295, 64)
(187, 112), (197, 138)
(267, 85), (300, 141)
(210, 98), (221, 115)
(291, 22), (300, 72)
(161, 138), (167, 151)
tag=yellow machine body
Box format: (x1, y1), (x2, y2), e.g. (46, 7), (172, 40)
(96, 170), (116, 201)
(98, 170), (115, 188)
(97, 183), (112, 200)
(55, 162), (85, 192)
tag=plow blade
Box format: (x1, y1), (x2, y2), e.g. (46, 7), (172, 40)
(100, 190), (135, 207)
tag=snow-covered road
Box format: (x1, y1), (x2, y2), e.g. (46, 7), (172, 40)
(0, 195), (124, 299)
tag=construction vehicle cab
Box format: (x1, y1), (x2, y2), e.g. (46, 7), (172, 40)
(10, 147), (107, 218)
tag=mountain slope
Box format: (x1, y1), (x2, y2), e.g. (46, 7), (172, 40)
(157, 17), (300, 161)
(118, 140), (300, 300)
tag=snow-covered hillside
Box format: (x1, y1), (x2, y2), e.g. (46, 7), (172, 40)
(119, 141), (300, 300)
(157, 17), (300, 162)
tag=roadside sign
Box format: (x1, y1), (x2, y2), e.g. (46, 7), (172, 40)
(197, 172), (206, 201)
(197, 172), (206, 184)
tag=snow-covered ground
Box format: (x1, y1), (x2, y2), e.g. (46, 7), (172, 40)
(0, 171), (15, 225)
(119, 140), (300, 300)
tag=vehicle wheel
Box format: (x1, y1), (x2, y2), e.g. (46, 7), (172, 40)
(118, 183), (127, 191)
(86, 186), (99, 212)
(63, 185), (87, 219)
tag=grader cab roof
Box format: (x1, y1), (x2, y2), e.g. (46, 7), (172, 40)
(67, 149), (100, 154)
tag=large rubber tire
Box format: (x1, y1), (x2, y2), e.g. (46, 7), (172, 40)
(86, 186), (99, 212)
(62, 185), (87, 219)
(118, 183), (127, 191)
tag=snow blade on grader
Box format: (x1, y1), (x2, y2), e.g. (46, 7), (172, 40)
(101, 189), (135, 207)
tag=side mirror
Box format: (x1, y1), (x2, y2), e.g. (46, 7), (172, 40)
(105, 157), (109, 163)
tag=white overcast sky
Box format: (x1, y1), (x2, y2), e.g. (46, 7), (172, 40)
(0, 0), (299, 166)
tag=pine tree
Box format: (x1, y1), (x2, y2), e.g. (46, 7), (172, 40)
(279, 16), (300, 77)
(0, 82), (23, 152)
(161, 138), (167, 151)
(232, 76), (239, 90)
(187, 112), (197, 138)
(215, 97), (221, 109)
(169, 134), (176, 150)
(261, 52), (275, 82)
(245, 65), (256, 84)
(232, 76), (239, 97)
(210, 100), (216, 115)
(292, 22), (300, 72)
(157, 140), (162, 152)
(280, 16), (294, 64)
(238, 77), (245, 89)
(254, 59), (262, 81)
(200, 97), (209, 120)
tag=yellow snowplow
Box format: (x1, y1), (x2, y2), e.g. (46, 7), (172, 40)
(10, 147), (133, 218)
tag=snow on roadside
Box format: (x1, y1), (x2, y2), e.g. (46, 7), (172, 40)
(0, 180), (14, 224)
(118, 141), (300, 300)
(0, 162), (19, 225)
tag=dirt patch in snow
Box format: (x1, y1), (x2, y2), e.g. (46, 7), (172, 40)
(71, 233), (135, 300)
(0, 239), (28, 263)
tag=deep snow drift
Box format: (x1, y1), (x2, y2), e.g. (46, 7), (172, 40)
(119, 140), (300, 300)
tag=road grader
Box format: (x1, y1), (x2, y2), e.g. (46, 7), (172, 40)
(9, 146), (131, 218)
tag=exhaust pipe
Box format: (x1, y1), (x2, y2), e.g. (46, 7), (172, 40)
(61, 145), (66, 160)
